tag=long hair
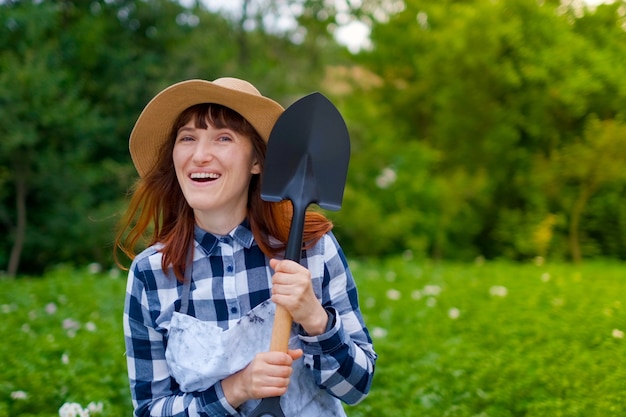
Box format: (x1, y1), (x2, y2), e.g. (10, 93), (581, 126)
(115, 103), (332, 281)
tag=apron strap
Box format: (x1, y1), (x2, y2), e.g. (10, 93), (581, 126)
(179, 248), (194, 315)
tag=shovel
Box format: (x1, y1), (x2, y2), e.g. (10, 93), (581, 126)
(248, 92), (350, 417)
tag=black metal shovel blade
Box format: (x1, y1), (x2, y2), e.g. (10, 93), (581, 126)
(261, 92), (350, 213)
(248, 397), (285, 417)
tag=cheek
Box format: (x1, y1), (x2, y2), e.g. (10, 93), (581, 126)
(172, 148), (187, 180)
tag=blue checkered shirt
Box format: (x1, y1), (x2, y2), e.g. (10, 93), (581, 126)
(123, 222), (376, 416)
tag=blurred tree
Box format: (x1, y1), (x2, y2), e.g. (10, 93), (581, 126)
(339, 0), (626, 260)
(0, 0), (199, 275)
(0, 0), (350, 275)
(2, 0), (624, 272)
(554, 119), (626, 263)
(0, 2), (101, 276)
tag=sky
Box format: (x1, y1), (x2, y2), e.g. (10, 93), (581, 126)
(182, 0), (616, 53)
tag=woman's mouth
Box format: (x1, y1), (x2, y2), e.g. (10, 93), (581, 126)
(190, 172), (221, 182)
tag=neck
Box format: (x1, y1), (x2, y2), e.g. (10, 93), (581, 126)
(194, 209), (247, 236)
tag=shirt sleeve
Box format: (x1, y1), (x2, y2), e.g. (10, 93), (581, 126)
(123, 259), (241, 417)
(297, 233), (377, 405)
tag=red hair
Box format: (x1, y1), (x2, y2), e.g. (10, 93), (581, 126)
(115, 104), (332, 281)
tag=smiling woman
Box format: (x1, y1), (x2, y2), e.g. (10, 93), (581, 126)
(171, 104), (262, 234)
(113, 77), (376, 417)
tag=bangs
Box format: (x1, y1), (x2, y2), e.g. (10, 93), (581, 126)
(174, 103), (258, 139)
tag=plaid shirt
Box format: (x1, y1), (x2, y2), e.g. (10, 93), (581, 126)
(124, 222), (376, 417)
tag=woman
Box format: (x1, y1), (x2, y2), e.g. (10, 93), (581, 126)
(116, 77), (376, 417)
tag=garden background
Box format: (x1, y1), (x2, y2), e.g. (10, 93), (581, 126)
(1, 0), (625, 415)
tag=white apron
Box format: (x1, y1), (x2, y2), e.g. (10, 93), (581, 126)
(165, 265), (346, 417)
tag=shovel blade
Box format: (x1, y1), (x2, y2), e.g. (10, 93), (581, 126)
(261, 92), (350, 211)
(248, 397), (286, 417)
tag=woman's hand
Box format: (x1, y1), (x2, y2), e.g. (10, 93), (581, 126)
(222, 349), (303, 408)
(270, 258), (329, 336)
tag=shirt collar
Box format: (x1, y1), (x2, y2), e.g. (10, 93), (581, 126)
(194, 219), (255, 254)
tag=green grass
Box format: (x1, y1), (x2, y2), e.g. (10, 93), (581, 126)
(1, 260), (625, 416)
(349, 258), (626, 417)
(0, 266), (129, 417)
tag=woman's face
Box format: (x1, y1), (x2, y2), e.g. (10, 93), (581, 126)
(172, 118), (260, 234)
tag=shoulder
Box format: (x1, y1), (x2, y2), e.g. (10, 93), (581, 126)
(132, 243), (164, 268)
(127, 243), (174, 292)
(303, 232), (348, 272)
(308, 231), (341, 252)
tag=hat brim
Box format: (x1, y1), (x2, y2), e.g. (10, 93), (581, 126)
(129, 78), (284, 177)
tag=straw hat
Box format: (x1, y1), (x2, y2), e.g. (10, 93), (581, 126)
(129, 77), (284, 177)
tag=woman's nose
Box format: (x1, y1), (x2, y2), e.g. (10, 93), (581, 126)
(192, 138), (214, 163)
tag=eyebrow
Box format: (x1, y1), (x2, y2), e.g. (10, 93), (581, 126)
(176, 126), (196, 135)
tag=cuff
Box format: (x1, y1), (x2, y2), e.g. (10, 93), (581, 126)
(298, 307), (348, 355)
(199, 381), (241, 416)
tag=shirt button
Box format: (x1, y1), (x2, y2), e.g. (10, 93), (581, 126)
(226, 265), (233, 273)
(230, 307), (238, 314)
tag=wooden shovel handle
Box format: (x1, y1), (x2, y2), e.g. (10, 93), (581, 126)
(269, 305), (292, 353)
(268, 202), (305, 353)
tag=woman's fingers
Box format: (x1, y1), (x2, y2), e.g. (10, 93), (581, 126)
(246, 352), (296, 398)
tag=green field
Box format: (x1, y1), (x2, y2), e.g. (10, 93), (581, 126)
(1, 259), (624, 416)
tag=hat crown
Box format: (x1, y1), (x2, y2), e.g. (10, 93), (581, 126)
(213, 77), (261, 97)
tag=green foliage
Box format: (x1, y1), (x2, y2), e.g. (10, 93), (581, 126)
(0, 0), (344, 275)
(0, 267), (130, 416)
(339, 0), (626, 261)
(2, 0), (626, 275)
(1, 260), (625, 416)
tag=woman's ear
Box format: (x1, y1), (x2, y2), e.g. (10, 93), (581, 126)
(251, 159), (261, 175)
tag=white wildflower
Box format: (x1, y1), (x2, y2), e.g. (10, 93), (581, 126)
(85, 321), (97, 332)
(448, 308), (461, 320)
(426, 297), (437, 307)
(87, 262), (102, 274)
(63, 318), (80, 331)
(371, 327), (388, 338)
(364, 297), (376, 309)
(386, 289), (401, 300)
(423, 285), (442, 296)
(63, 318), (80, 337)
(375, 167), (397, 189)
(541, 273), (550, 282)
(534, 256), (545, 266)
(385, 271), (396, 282)
(612, 329), (624, 339)
(411, 290), (423, 300)
(87, 401), (104, 414)
(489, 286), (508, 297)
(45, 302), (58, 315)
(11, 390), (28, 400)
(62, 353), (70, 365)
(59, 402), (84, 417)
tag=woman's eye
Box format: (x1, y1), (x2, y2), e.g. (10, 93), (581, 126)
(177, 135), (194, 142)
(218, 135), (233, 142)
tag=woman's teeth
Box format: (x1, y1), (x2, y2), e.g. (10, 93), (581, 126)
(190, 172), (220, 182)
